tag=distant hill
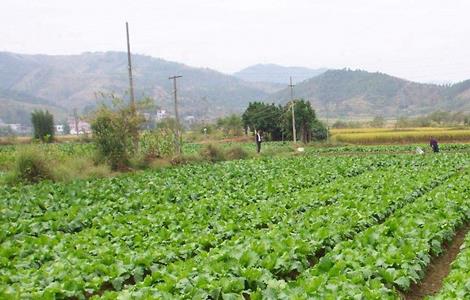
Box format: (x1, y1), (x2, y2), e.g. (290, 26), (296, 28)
(234, 64), (327, 84)
(1, 52), (470, 124)
(0, 51), (270, 122)
(0, 89), (67, 124)
(270, 69), (470, 118)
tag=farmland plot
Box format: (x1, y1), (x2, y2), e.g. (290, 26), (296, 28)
(1, 152), (469, 299)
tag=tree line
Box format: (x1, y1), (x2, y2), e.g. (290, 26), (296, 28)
(241, 100), (328, 142)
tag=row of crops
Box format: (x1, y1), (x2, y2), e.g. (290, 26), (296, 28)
(1, 141), (469, 172)
(1, 150), (470, 299)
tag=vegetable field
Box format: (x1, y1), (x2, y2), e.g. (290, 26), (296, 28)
(1, 151), (470, 299)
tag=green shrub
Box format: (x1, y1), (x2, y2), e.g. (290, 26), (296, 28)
(13, 148), (53, 183)
(199, 144), (225, 162)
(225, 146), (249, 160)
(91, 103), (142, 171)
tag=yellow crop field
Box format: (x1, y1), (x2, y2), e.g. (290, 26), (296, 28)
(332, 128), (470, 144)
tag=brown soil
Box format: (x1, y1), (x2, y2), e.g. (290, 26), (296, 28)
(403, 223), (470, 300)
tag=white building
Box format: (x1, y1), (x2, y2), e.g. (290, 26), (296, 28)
(55, 124), (64, 134)
(155, 109), (168, 121)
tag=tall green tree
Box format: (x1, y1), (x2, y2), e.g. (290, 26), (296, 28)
(31, 110), (54, 142)
(242, 102), (283, 140)
(282, 99), (327, 142)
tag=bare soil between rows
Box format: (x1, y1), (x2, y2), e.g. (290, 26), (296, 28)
(403, 223), (470, 300)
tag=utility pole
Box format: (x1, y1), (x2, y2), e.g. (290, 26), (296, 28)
(73, 108), (79, 137)
(289, 76), (297, 143)
(325, 101), (329, 141)
(126, 22), (136, 110)
(169, 75), (183, 154)
(126, 22), (139, 151)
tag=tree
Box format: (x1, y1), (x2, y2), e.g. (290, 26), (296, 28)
(242, 102), (283, 140)
(216, 114), (243, 136)
(282, 99), (327, 143)
(31, 110), (54, 142)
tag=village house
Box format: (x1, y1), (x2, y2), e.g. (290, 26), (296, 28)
(68, 120), (92, 135)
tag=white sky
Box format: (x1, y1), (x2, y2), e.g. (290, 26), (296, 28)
(1, 0), (470, 83)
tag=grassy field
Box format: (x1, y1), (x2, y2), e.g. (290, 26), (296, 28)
(331, 127), (470, 144)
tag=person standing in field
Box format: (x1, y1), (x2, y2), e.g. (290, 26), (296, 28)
(430, 137), (439, 153)
(255, 130), (262, 153)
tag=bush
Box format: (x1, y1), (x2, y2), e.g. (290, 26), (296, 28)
(13, 148), (53, 183)
(91, 103), (142, 171)
(199, 144), (225, 162)
(225, 146), (249, 160)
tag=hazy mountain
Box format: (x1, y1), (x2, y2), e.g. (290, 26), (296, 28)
(234, 64), (327, 84)
(0, 89), (67, 124)
(270, 69), (470, 118)
(0, 51), (270, 123)
(1, 52), (470, 124)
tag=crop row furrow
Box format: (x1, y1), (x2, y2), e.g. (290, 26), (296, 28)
(428, 225), (470, 299)
(265, 169), (470, 299)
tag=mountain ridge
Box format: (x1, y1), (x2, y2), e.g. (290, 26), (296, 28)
(270, 69), (470, 118)
(233, 63), (327, 84)
(1, 52), (470, 124)
(0, 51), (271, 123)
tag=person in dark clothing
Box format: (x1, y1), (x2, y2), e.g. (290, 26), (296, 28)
(255, 130), (262, 153)
(430, 137), (439, 153)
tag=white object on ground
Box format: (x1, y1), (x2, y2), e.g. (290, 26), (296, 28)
(297, 147), (305, 152)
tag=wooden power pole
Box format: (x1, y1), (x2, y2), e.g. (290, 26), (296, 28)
(73, 108), (79, 136)
(125, 22), (139, 151)
(126, 22), (136, 110)
(169, 75), (182, 154)
(289, 76), (297, 143)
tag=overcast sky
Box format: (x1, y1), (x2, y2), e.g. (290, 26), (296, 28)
(2, 0), (470, 83)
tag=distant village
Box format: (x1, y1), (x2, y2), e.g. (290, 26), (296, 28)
(0, 109), (201, 137)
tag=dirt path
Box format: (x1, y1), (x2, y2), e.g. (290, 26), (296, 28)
(403, 223), (470, 300)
